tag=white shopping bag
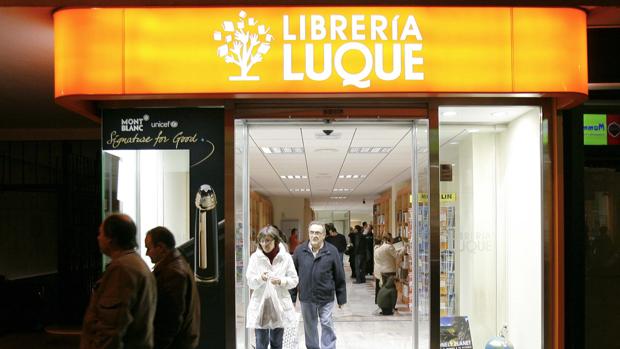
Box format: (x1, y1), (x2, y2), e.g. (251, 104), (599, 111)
(282, 311), (300, 349)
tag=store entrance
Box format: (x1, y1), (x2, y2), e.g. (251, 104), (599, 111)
(233, 115), (429, 349)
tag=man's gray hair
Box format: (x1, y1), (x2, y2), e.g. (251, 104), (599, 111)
(307, 220), (326, 233)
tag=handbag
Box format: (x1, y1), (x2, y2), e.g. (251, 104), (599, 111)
(256, 280), (284, 328)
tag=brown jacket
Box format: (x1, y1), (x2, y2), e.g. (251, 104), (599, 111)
(81, 250), (157, 349)
(153, 249), (201, 349)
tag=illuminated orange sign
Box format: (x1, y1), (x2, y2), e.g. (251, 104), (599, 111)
(54, 7), (587, 97)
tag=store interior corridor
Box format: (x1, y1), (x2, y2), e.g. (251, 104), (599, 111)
(293, 259), (414, 349)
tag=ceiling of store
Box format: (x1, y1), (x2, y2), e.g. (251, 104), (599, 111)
(247, 105), (537, 211)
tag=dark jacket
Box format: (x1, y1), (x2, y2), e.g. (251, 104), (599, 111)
(81, 250), (156, 349)
(353, 232), (368, 257)
(291, 241), (347, 306)
(325, 233), (347, 253)
(153, 249), (200, 349)
(377, 275), (397, 314)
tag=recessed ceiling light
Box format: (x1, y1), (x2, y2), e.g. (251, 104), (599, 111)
(333, 188), (352, 192)
(468, 129), (480, 133)
(329, 196), (347, 200)
(282, 175), (307, 179)
(315, 148), (338, 152)
(338, 174), (366, 179)
(449, 142), (459, 145)
(349, 147), (391, 154)
(261, 147), (304, 154)
(442, 111), (457, 117)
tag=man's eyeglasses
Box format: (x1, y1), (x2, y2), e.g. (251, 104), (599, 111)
(309, 230), (324, 236)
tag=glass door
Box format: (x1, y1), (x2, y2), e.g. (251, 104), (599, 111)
(412, 119), (431, 349)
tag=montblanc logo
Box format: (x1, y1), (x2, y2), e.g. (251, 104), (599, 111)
(214, 10), (273, 81)
(120, 114), (149, 132)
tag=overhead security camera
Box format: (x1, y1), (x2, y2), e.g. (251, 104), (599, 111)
(323, 129), (334, 136)
(362, 198), (366, 204)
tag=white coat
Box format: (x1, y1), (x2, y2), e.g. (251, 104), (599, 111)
(246, 244), (299, 329)
(373, 243), (401, 280)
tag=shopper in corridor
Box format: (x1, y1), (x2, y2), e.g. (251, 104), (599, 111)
(292, 221), (347, 349)
(145, 226), (200, 349)
(81, 214), (156, 349)
(246, 225), (299, 349)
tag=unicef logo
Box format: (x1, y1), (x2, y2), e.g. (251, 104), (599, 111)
(171, 121), (178, 128)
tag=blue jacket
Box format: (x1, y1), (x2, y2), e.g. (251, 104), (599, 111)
(291, 241), (347, 306)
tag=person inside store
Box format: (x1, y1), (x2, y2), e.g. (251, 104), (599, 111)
(354, 224), (369, 284)
(325, 223), (347, 263)
(364, 223), (375, 276)
(347, 226), (360, 279)
(145, 226), (201, 349)
(373, 233), (403, 305)
(289, 228), (299, 254)
(246, 225), (299, 349)
(81, 213), (157, 349)
(292, 221), (347, 349)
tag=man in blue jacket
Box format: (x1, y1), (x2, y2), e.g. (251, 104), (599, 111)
(292, 221), (347, 349)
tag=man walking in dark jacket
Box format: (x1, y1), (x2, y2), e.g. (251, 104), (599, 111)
(145, 227), (201, 349)
(292, 221), (347, 349)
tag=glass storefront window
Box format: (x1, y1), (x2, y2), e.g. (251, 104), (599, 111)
(438, 106), (542, 348)
(102, 149), (190, 267)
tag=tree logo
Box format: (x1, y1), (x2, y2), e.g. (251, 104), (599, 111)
(214, 11), (273, 81)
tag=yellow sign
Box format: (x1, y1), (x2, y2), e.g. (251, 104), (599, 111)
(55, 7), (587, 98)
(441, 193), (457, 203)
(418, 193), (428, 203)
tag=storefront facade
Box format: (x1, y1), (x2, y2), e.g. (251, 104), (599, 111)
(54, 6), (587, 349)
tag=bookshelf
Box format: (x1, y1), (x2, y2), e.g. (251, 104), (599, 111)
(395, 186), (412, 239)
(373, 191), (391, 238)
(249, 191), (273, 252)
(440, 194), (457, 316)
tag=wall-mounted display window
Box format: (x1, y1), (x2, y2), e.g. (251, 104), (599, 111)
(103, 149), (190, 267)
(438, 106), (542, 348)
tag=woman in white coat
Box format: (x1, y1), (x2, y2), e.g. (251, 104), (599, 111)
(246, 225), (299, 349)
(373, 234), (403, 304)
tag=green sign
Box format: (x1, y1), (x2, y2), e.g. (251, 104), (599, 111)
(583, 114), (607, 145)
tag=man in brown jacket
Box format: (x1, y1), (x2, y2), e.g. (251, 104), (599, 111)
(146, 226), (201, 349)
(81, 213), (157, 349)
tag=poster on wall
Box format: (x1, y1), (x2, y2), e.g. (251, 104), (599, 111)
(583, 113), (620, 145)
(440, 316), (473, 349)
(102, 108), (225, 348)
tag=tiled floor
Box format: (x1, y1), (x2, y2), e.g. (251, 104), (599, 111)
(294, 264), (414, 349)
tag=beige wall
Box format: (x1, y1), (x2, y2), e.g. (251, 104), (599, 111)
(271, 196), (308, 240)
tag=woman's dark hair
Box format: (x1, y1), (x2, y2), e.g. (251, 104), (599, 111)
(147, 226), (176, 249)
(382, 233), (393, 244)
(256, 225), (281, 251)
(102, 213), (138, 250)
